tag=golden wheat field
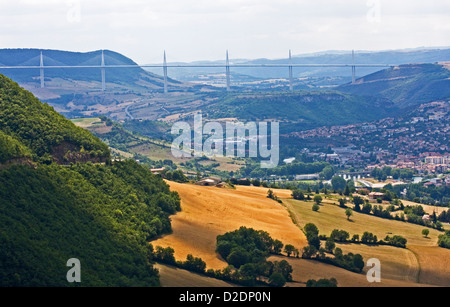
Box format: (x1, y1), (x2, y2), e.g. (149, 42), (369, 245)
(152, 182), (307, 270)
(155, 263), (237, 287)
(152, 182), (449, 287)
(268, 256), (427, 287)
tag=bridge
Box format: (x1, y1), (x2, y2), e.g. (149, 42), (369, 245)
(0, 50), (394, 93)
(336, 171), (372, 181)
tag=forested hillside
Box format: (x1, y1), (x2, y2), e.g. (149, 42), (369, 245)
(0, 74), (180, 286)
(203, 91), (395, 131)
(0, 130), (31, 163)
(0, 74), (110, 163)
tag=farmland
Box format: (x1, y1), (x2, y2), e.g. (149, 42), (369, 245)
(152, 182), (450, 286)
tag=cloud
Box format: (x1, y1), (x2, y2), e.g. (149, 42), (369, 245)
(0, 0), (449, 62)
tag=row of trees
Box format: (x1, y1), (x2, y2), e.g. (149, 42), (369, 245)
(320, 228), (408, 248)
(385, 182), (449, 207)
(438, 231), (450, 249)
(239, 161), (331, 179)
(154, 247), (207, 274)
(346, 195), (445, 231)
(302, 223), (365, 273)
(371, 166), (415, 181)
(215, 227), (294, 287)
(156, 227), (298, 287)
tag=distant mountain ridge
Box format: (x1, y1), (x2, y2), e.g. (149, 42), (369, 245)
(0, 49), (198, 119)
(0, 48), (181, 86)
(338, 63), (450, 108)
(147, 48), (450, 80)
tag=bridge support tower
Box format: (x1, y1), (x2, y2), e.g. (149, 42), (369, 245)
(289, 50), (293, 92)
(40, 52), (45, 88)
(163, 51), (168, 94)
(226, 50), (231, 91)
(101, 50), (106, 91)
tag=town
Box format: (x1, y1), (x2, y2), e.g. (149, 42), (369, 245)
(285, 101), (449, 176)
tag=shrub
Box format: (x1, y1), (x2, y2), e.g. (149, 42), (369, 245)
(306, 278), (338, 287)
(438, 231), (450, 249)
(269, 272), (286, 287)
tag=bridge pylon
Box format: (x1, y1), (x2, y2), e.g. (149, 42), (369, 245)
(226, 50), (231, 91)
(352, 50), (356, 84)
(163, 51), (168, 94)
(101, 50), (106, 91)
(40, 51), (44, 88)
(289, 50), (293, 92)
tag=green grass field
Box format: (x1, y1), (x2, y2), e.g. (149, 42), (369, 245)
(71, 117), (102, 128)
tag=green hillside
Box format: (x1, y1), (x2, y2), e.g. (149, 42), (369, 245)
(338, 63), (450, 108)
(203, 91), (395, 130)
(0, 130), (31, 163)
(0, 75), (181, 286)
(0, 74), (110, 163)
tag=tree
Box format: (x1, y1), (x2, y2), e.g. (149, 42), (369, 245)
(362, 203), (372, 214)
(361, 232), (377, 244)
(284, 244), (296, 257)
(183, 254), (207, 274)
(343, 185), (351, 196)
(325, 238), (336, 253)
(338, 198), (347, 208)
(226, 248), (250, 268)
(239, 263), (258, 284)
(292, 189), (305, 200)
(330, 229), (350, 242)
(307, 234), (321, 250)
(155, 246), (177, 264)
(272, 240), (284, 254)
(345, 208), (353, 221)
(273, 260), (293, 282)
(216, 241), (234, 259)
(304, 223), (319, 237)
(320, 166), (335, 180)
(353, 196), (364, 212)
(314, 195), (323, 205)
(352, 254), (365, 272)
(306, 278), (338, 287)
(331, 176), (347, 191)
(269, 272), (286, 287)
(302, 245), (318, 259)
(312, 204), (320, 212)
(422, 229), (430, 238)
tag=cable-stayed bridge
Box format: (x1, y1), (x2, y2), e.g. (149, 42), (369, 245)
(0, 50), (394, 93)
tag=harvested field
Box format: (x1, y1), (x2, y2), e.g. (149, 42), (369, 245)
(152, 183), (449, 287)
(155, 263), (236, 287)
(152, 182), (307, 270)
(284, 198), (443, 246)
(335, 243), (419, 283)
(268, 256), (427, 287)
(408, 245), (450, 286)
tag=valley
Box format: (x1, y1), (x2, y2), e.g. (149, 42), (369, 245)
(1, 47), (449, 288)
(152, 181), (449, 287)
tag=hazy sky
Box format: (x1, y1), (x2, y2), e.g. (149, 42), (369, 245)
(0, 0), (449, 63)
